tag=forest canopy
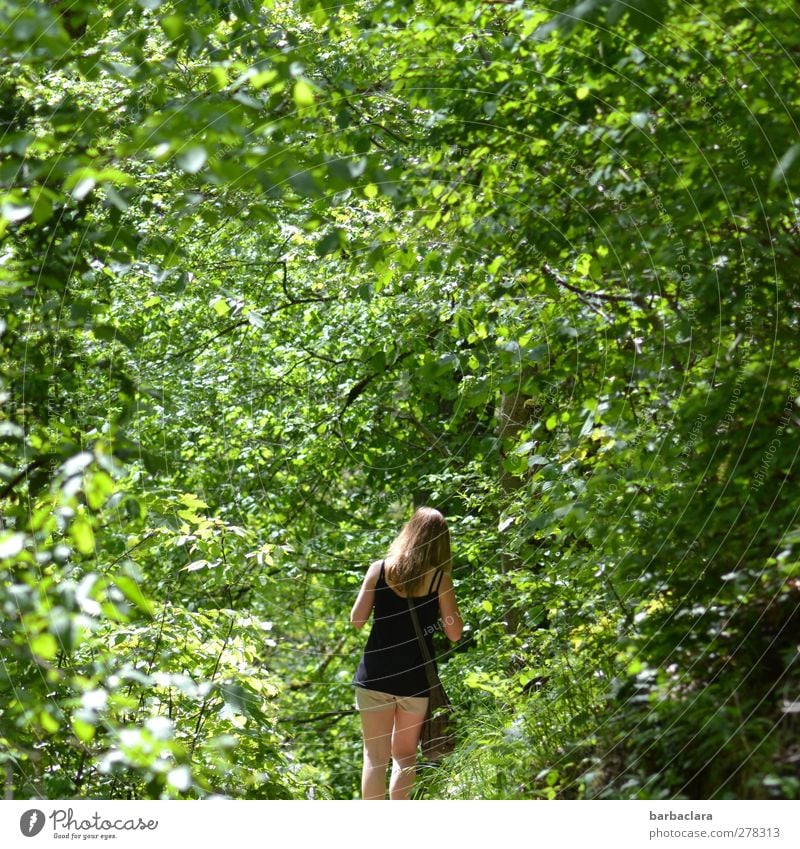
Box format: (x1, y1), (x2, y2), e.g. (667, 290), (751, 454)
(1, 0), (799, 800)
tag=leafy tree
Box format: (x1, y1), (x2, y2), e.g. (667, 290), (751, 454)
(2, 0), (798, 799)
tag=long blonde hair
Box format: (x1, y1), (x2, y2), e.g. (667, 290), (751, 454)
(384, 506), (451, 595)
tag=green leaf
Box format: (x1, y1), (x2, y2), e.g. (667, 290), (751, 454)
(293, 79), (315, 107)
(71, 717), (96, 743)
(102, 183), (129, 211)
(70, 515), (95, 555)
(574, 253), (592, 277)
(40, 710), (60, 733)
(316, 230), (343, 256)
(114, 575), (154, 616)
(30, 633), (58, 660)
(32, 192), (53, 223)
(212, 298), (230, 316)
(251, 69), (278, 89)
(85, 470), (115, 510)
(160, 14), (186, 40)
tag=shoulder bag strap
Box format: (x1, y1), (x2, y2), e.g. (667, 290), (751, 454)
(407, 596), (439, 691)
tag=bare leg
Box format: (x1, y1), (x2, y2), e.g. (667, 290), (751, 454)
(359, 705), (394, 799)
(389, 708), (426, 800)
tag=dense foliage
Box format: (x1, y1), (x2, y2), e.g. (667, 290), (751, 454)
(2, 0), (799, 799)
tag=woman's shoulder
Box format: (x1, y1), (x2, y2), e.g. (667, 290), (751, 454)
(357, 560), (384, 590)
(366, 559), (385, 579)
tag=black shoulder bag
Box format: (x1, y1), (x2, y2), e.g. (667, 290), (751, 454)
(406, 583), (456, 761)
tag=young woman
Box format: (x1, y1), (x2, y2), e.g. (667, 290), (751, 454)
(350, 506), (463, 800)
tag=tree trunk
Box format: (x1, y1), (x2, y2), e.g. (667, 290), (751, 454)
(495, 366), (536, 631)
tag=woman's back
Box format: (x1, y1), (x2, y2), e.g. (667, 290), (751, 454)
(350, 506), (462, 799)
(353, 560), (442, 697)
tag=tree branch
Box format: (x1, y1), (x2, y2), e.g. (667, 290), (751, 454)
(0, 456), (47, 501)
(399, 412), (453, 457)
(542, 263), (638, 304)
(287, 636), (348, 690)
(339, 350), (413, 417)
(190, 612), (236, 755)
(167, 318), (248, 363)
(278, 708), (356, 726)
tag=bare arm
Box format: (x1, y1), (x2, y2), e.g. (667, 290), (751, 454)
(350, 560), (382, 628)
(437, 571), (463, 642)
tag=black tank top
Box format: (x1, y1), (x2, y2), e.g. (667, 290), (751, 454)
(353, 560), (443, 697)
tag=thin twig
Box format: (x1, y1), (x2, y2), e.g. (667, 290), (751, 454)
(278, 709), (356, 725)
(0, 456), (48, 500)
(190, 612), (236, 755)
(542, 263), (637, 304)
